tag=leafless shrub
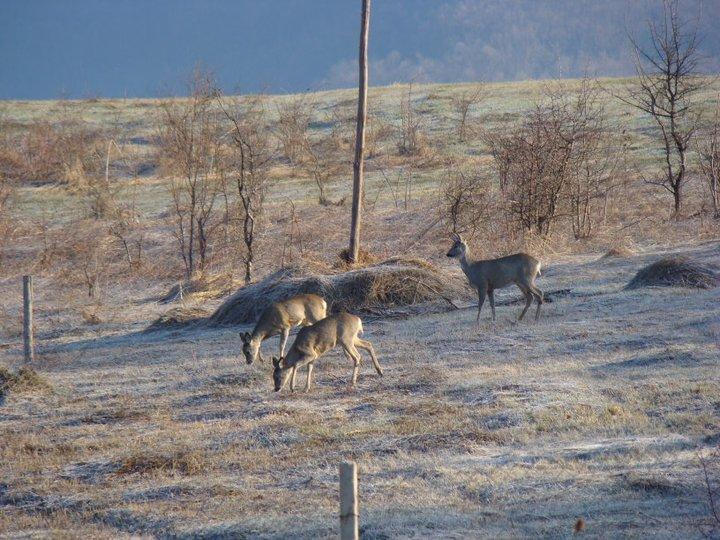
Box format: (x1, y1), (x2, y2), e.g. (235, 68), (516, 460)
(440, 166), (492, 237)
(158, 71), (225, 281)
(450, 87), (486, 141)
(698, 445), (720, 537)
(217, 93), (273, 283)
(375, 159), (415, 210)
(397, 84), (427, 156)
(486, 81), (624, 238)
(58, 221), (113, 299)
(618, 0), (706, 217)
(304, 135), (346, 206)
(0, 106), (104, 185)
(697, 102), (720, 218)
(275, 95), (314, 164)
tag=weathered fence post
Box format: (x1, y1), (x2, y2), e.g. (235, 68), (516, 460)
(339, 461), (359, 540)
(23, 275), (35, 363)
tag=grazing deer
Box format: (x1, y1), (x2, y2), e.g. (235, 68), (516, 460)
(446, 233), (543, 322)
(239, 294), (327, 365)
(271, 312), (383, 392)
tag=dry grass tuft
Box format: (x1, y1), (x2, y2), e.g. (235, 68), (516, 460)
(625, 257), (720, 290)
(335, 247), (378, 268)
(116, 448), (207, 476)
(208, 258), (469, 326)
(602, 245), (635, 259)
(146, 306), (210, 332)
(623, 472), (681, 495)
(0, 366), (53, 397)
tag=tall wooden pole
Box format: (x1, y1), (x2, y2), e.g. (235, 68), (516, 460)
(348, 0), (370, 263)
(339, 461), (359, 540)
(23, 275), (34, 363)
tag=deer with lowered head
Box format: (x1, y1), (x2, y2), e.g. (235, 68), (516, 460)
(239, 294), (327, 365)
(271, 312), (383, 392)
(446, 233), (543, 323)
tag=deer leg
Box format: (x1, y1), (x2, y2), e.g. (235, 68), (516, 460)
(476, 287), (487, 325)
(290, 364), (298, 392)
(279, 328), (290, 358)
(529, 284), (544, 320)
(355, 338), (383, 376)
(305, 363), (314, 392)
(517, 285), (533, 321)
(342, 346), (361, 388)
(488, 289), (496, 321)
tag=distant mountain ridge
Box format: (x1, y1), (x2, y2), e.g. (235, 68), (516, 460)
(1, 0), (718, 100)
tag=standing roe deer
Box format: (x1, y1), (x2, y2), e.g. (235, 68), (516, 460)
(446, 233), (543, 322)
(239, 294), (327, 365)
(271, 312), (383, 392)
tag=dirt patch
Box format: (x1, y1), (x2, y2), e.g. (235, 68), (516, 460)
(625, 257), (720, 290)
(207, 258), (470, 326)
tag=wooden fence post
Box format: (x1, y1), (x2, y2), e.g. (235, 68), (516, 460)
(23, 275), (34, 363)
(339, 461), (359, 540)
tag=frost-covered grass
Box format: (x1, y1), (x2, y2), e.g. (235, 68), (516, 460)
(1, 240), (719, 537)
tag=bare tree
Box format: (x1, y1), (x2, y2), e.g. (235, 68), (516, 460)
(697, 101), (720, 218)
(619, 0), (706, 217)
(217, 93), (272, 284)
(451, 87), (485, 141)
(158, 70), (224, 281)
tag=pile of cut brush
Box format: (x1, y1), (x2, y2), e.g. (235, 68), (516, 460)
(207, 258), (471, 326)
(625, 256), (719, 290)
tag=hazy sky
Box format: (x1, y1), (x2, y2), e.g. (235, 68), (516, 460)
(1, 0), (717, 100)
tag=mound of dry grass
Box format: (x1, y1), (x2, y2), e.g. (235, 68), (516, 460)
(626, 257), (720, 290)
(208, 258), (469, 326)
(602, 245), (636, 259)
(0, 366), (52, 398)
(116, 448), (206, 476)
(159, 274), (240, 304)
(146, 306), (210, 332)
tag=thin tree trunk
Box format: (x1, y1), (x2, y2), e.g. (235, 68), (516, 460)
(348, 0), (370, 263)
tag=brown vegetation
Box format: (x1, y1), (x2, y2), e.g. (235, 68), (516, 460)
(208, 258), (469, 326)
(625, 256), (719, 289)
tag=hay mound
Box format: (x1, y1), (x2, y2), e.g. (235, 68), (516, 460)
(208, 258), (469, 326)
(625, 257), (720, 290)
(602, 245), (635, 259)
(159, 274), (239, 304)
(146, 306), (210, 332)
